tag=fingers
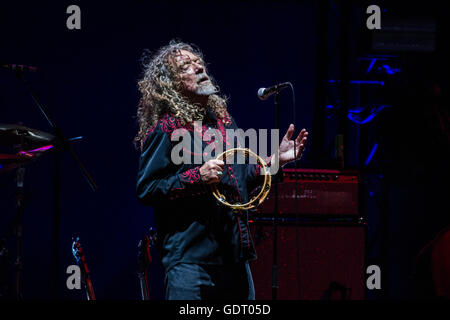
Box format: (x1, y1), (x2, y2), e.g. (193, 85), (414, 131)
(211, 165), (223, 174)
(200, 159), (224, 184)
(208, 159), (224, 174)
(294, 128), (307, 143)
(298, 138), (307, 154)
(210, 160), (224, 180)
(211, 159), (224, 169)
(283, 124), (295, 141)
(295, 129), (308, 145)
(294, 129), (308, 156)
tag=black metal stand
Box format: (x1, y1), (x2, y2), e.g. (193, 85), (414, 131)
(271, 92), (280, 300)
(14, 166), (25, 300)
(52, 145), (61, 298)
(13, 70), (98, 299)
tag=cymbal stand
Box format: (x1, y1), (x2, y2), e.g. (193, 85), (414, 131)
(14, 166), (25, 300)
(13, 69), (98, 299)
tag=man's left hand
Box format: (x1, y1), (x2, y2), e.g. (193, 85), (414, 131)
(278, 124), (308, 167)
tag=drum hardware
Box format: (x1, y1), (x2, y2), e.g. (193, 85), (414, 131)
(1, 65), (98, 298)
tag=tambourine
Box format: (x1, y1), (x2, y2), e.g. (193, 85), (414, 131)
(210, 148), (271, 211)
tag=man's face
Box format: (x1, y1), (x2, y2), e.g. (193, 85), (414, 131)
(169, 49), (217, 97)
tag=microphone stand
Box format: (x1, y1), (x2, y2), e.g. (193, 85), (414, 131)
(272, 92), (280, 300)
(13, 70), (98, 299)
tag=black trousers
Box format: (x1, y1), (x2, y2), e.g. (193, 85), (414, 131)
(164, 262), (255, 300)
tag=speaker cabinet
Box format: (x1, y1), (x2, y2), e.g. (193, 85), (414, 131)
(250, 221), (366, 300)
(257, 169), (359, 216)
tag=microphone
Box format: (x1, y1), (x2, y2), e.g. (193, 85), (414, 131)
(1, 64), (39, 72)
(257, 82), (290, 100)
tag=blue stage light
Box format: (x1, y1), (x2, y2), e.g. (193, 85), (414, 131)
(365, 143), (378, 166)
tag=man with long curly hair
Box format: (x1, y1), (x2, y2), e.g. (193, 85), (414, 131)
(136, 40), (308, 300)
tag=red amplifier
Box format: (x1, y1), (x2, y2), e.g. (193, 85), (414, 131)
(257, 169), (359, 216)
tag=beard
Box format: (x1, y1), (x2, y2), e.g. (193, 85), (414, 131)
(194, 73), (218, 96)
(195, 81), (217, 96)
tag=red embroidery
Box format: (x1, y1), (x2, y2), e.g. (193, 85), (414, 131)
(144, 114), (192, 140)
(222, 112), (233, 125)
(216, 118), (231, 146)
(255, 164), (262, 176)
(145, 113), (226, 144)
(159, 114), (184, 133)
(227, 164), (243, 201)
(202, 128), (215, 144)
(255, 156), (273, 176)
(143, 123), (158, 143)
(236, 216), (244, 251)
(180, 167), (201, 184)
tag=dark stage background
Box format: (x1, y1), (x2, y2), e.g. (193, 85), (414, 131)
(0, 1), (449, 300)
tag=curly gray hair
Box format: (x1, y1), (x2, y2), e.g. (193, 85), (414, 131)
(134, 39), (230, 150)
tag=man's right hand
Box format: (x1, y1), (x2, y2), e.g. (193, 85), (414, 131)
(200, 159), (224, 184)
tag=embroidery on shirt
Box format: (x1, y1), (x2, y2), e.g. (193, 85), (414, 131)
(179, 167), (201, 184)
